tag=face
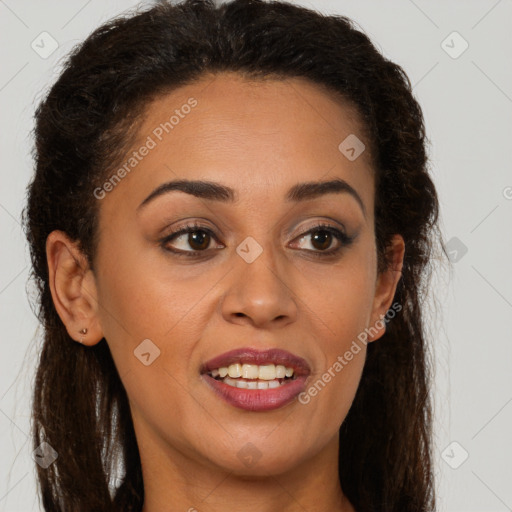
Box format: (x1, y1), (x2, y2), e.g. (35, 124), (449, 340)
(49, 72), (404, 480)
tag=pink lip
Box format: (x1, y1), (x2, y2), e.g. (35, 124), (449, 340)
(200, 348), (311, 412)
(200, 347), (311, 377)
(202, 373), (309, 411)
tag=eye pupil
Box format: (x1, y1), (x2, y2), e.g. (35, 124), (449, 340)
(311, 230), (332, 251)
(189, 230), (210, 250)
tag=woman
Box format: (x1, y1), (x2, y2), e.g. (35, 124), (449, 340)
(23, 0), (443, 510)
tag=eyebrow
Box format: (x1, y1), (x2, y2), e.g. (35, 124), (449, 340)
(137, 177), (366, 217)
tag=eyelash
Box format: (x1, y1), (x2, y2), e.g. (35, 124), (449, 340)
(160, 221), (355, 258)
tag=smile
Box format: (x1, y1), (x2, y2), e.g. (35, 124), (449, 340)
(201, 348), (311, 411)
(209, 363), (296, 389)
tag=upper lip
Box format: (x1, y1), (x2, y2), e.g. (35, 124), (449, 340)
(201, 348), (311, 377)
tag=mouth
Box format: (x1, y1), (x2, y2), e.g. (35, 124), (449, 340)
(200, 347), (311, 411)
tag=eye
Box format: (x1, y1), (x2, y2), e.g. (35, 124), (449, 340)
(291, 223), (355, 256)
(160, 221), (224, 257)
(160, 221), (355, 259)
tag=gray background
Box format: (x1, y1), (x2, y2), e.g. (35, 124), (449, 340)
(1, 0), (511, 510)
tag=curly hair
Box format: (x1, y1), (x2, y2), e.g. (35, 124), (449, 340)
(22, 0), (444, 510)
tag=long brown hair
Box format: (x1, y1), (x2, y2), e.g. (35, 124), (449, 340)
(23, 0), (444, 510)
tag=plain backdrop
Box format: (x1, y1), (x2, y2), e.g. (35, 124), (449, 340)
(1, 0), (511, 511)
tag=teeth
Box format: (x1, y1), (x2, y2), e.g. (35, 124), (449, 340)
(219, 376), (288, 389)
(258, 364), (275, 380)
(213, 363), (295, 380)
(228, 363), (242, 378)
(275, 365), (286, 378)
(235, 379), (248, 389)
(241, 364), (259, 379)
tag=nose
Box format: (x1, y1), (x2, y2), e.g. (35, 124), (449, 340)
(220, 244), (299, 329)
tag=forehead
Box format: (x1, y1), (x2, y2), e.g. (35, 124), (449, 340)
(137, 71), (371, 162)
(99, 72), (375, 219)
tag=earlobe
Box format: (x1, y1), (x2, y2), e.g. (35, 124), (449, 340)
(46, 230), (103, 345)
(367, 234), (405, 342)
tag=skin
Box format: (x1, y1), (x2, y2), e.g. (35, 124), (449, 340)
(46, 72), (404, 512)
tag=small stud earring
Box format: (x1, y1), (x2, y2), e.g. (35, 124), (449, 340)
(78, 328), (88, 344)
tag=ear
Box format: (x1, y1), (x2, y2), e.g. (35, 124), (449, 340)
(46, 230), (103, 346)
(367, 234), (405, 342)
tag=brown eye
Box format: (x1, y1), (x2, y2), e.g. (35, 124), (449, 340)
(161, 222), (224, 257)
(186, 230), (211, 251)
(164, 228), (213, 252)
(292, 223), (355, 256)
(309, 230), (334, 251)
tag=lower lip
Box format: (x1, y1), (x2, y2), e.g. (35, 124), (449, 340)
(202, 374), (308, 411)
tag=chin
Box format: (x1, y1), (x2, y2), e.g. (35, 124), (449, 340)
(203, 445), (307, 478)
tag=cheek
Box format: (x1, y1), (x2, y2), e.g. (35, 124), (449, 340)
(300, 253), (376, 343)
(294, 248), (375, 423)
(93, 257), (212, 443)
(96, 224), (224, 331)
(299, 315), (368, 441)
